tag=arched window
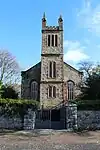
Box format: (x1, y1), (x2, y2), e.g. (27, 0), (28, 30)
(49, 61), (52, 78)
(53, 62), (56, 78)
(48, 86), (52, 98)
(48, 86), (56, 98)
(31, 81), (38, 100)
(53, 86), (56, 98)
(49, 61), (56, 78)
(48, 35), (50, 46)
(55, 35), (58, 46)
(52, 35), (54, 46)
(67, 80), (74, 101)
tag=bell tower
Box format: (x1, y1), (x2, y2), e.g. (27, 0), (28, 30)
(40, 13), (64, 108)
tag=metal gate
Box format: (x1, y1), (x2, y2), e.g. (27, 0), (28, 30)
(35, 108), (61, 129)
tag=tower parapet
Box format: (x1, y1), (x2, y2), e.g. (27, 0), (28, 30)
(42, 14), (63, 32)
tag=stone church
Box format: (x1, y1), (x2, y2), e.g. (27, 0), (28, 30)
(21, 14), (83, 108)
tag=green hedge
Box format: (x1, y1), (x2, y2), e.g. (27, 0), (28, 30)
(75, 100), (100, 110)
(0, 98), (39, 105)
(0, 98), (39, 117)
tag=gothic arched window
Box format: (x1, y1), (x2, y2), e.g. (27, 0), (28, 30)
(52, 35), (54, 46)
(55, 35), (58, 46)
(49, 61), (56, 78)
(48, 86), (56, 98)
(31, 81), (38, 100)
(53, 61), (56, 78)
(49, 61), (52, 78)
(48, 35), (50, 46)
(67, 80), (74, 101)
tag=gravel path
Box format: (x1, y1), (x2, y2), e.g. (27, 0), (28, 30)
(0, 143), (100, 150)
(0, 130), (100, 150)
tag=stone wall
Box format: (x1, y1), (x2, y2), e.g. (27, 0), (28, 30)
(65, 104), (78, 130)
(0, 116), (22, 129)
(78, 111), (100, 130)
(1, 107), (100, 130)
(40, 83), (63, 108)
(0, 109), (35, 130)
(64, 63), (82, 97)
(40, 23), (64, 108)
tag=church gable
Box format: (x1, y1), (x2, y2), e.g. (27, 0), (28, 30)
(21, 14), (83, 106)
(21, 61), (82, 85)
(64, 62), (82, 84)
(21, 62), (41, 82)
(64, 62), (82, 74)
(21, 62), (41, 99)
(22, 62), (41, 74)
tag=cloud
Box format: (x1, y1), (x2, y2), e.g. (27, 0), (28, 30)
(77, 0), (100, 36)
(64, 40), (89, 63)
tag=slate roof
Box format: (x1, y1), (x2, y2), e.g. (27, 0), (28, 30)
(22, 61), (83, 74)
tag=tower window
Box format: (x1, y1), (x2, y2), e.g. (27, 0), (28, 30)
(48, 86), (52, 97)
(53, 86), (56, 98)
(67, 80), (74, 101)
(48, 86), (56, 98)
(53, 62), (56, 78)
(47, 35), (58, 47)
(52, 35), (54, 46)
(49, 61), (56, 78)
(49, 61), (52, 78)
(55, 35), (58, 46)
(48, 35), (50, 46)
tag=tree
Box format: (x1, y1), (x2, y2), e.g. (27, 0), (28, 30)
(0, 49), (20, 85)
(1, 85), (18, 99)
(78, 61), (94, 78)
(0, 81), (3, 98)
(78, 61), (100, 100)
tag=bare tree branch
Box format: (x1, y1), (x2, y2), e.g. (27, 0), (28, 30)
(78, 61), (94, 78)
(0, 49), (21, 85)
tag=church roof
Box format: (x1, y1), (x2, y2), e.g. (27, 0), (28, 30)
(22, 61), (83, 75)
(64, 62), (83, 74)
(21, 62), (41, 74)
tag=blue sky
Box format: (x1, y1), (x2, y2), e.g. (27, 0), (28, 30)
(0, 0), (100, 70)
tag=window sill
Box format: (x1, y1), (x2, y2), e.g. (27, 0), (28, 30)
(47, 77), (56, 79)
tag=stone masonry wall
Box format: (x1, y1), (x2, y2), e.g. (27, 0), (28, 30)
(41, 55), (63, 82)
(0, 116), (22, 129)
(64, 63), (82, 97)
(40, 21), (64, 108)
(78, 111), (100, 130)
(42, 31), (63, 54)
(0, 109), (35, 130)
(40, 83), (63, 108)
(21, 62), (41, 100)
(65, 104), (78, 130)
(1, 108), (100, 130)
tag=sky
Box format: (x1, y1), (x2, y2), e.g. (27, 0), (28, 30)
(0, 0), (100, 70)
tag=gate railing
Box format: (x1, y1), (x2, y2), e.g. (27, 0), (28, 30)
(48, 100), (68, 110)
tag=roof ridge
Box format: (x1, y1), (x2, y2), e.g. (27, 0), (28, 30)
(22, 61), (82, 74)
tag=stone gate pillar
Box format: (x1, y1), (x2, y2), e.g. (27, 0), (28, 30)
(65, 103), (77, 131)
(24, 109), (36, 130)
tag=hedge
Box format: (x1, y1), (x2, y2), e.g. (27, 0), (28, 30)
(72, 100), (100, 110)
(0, 98), (39, 117)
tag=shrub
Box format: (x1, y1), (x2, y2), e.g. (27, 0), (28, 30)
(1, 85), (18, 99)
(0, 98), (39, 117)
(75, 100), (100, 110)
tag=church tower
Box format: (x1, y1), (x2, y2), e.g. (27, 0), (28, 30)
(40, 13), (64, 108)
